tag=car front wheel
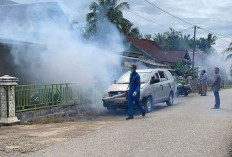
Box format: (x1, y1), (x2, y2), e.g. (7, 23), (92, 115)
(143, 97), (152, 113)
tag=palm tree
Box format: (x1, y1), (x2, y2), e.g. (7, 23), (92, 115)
(144, 34), (152, 40)
(225, 42), (232, 78)
(86, 0), (130, 37)
(128, 27), (142, 39)
(206, 33), (217, 46)
(119, 18), (133, 35)
(153, 33), (170, 50)
(226, 41), (232, 60)
(198, 34), (217, 54)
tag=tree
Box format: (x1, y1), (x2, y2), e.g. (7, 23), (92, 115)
(225, 41), (232, 78)
(226, 41), (232, 60)
(128, 27), (142, 39)
(86, 0), (130, 37)
(153, 28), (190, 50)
(175, 61), (197, 79)
(120, 20), (143, 38)
(153, 33), (171, 50)
(153, 28), (217, 53)
(120, 18), (133, 35)
(143, 34), (152, 40)
(198, 34), (217, 54)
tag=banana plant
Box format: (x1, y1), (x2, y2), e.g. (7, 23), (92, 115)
(175, 61), (197, 79)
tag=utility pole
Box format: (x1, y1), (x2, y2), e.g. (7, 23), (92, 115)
(192, 25), (197, 68)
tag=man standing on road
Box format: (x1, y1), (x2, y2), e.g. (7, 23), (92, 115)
(198, 73), (203, 95)
(211, 67), (221, 109)
(126, 64), (146, 120)
(201, 70), (208, 96)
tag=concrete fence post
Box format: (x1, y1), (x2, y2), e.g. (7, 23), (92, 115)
(0, 75), (20, 125)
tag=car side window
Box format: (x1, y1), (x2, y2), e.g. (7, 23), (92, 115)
(165, 71), (172, 80)
(158, 71), (167, 82)
(154, 73), (159, 79)
(150, 72), (160, 84)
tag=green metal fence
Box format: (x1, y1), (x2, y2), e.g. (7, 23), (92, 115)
(16, 83), (74, 112)
(15, 82), (105, 113)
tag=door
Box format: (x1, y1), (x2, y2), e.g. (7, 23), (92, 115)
(150, 72), (163, 103)
(165, 70), (175, 92)
(158, 71), (169, 101)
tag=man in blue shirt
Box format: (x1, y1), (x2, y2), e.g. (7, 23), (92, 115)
(211, 67), (221, 109)
(126, 64), (146, 120)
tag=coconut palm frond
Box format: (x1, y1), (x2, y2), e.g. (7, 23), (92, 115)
(86, 0), (131, 37)
(115, 2), (130, 10)
(89, 1), (99, 11)
(226, 53), (232, 60)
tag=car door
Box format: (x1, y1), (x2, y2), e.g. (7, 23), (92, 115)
(150, 72), (163, 103)
(165, 70), (175, 92)
(158, 71), (169, 101)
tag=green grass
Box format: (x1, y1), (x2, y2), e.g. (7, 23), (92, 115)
(22, 118), (63, 125)
(222, 85), (232, 89)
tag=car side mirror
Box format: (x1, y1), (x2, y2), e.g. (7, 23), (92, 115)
(114, 80), (117, 84)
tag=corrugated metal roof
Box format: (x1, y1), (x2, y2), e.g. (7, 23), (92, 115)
(161, 50), (191, 63)
(125, 36), (163, 62)
(125, 36), (191, 65)
(121, 56), (167, 67)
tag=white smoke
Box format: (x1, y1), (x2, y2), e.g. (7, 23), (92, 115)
(0, 1), (125, 108)
(195, 52), (231, 83)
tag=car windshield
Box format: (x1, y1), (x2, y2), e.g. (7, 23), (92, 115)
(116, 72), (151, 84)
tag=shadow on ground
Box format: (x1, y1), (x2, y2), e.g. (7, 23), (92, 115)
(101, 98), (184, 118)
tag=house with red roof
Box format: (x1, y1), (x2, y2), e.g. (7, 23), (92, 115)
(124, 36), (192, 67)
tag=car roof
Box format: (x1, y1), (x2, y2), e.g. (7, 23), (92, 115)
(136, 68), (168, 73)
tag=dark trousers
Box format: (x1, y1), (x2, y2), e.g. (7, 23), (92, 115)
(128, 93), (144, 117)
(214, 91), (220, 108)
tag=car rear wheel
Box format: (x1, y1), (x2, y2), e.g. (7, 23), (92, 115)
(166, 92), (174, 106)
(143, 97), (152, 113)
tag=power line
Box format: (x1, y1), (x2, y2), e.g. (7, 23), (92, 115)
(143, 0), (195, 26)
(126, 10), (192, 33)
(199, 27), (232, 42)
(143, 0), (232, 43)
(178, 27), (194, 33)
(126, 10), (168, 29)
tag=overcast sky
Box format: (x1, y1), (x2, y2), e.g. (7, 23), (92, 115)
(14, 0), (232, 52)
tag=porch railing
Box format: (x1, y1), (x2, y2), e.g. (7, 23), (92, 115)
(16, 83), (74, 112)
(15, 83), (104, 113)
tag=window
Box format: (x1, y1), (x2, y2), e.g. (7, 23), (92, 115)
(154, 73), (159, 79)
(165, 71), (173, 80)
(139, 72), (151, 83)
(158, 71), (167, 82)
(117, 72), (151, 84)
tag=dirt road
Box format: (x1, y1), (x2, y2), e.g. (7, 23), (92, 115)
(1, 89), (232, 157)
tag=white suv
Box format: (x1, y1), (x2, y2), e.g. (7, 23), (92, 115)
(103, 69), (175, 113)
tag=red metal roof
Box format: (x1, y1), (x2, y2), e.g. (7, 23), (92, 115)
(160, 50), (190, 64)
(125, 36), (191, 65)
(125, 36), (163, 62)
